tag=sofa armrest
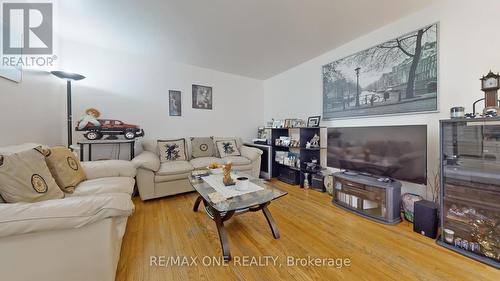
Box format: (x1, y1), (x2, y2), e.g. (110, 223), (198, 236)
(240, 145), (263, 162)
(0, 193), (134, 238)
(132, 151), (160, 172)
(81, 160), (137, 180)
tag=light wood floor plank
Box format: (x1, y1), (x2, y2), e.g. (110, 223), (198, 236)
(116, 180), (499, 281)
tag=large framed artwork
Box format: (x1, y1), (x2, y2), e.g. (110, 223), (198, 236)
(323, 23), (438, 119)
(192, 84), (213, 110)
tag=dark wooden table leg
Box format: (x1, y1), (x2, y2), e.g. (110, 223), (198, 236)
(130, 141), (135, 159)
(213, 210), (232, 261)
(193, 196), (203, 212)
(262, 204), (280, 239)
(79, 144), (84, 161)
(88, 144), (92, 161)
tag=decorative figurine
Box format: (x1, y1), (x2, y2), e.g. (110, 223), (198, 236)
(303, 172), (310, 189)
(78, 108), (101, 130)
(223, 162), (235, 186)
(309, 134), (320, 148)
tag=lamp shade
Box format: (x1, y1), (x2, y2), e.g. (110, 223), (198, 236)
(51, 71), (85, 81)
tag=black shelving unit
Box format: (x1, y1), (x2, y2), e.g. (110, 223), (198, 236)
(269, 127), (326, 186)
(438, 118), (500, 269)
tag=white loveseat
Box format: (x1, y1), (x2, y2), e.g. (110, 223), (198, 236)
(133, 138), (263, 200)
(0, 144), (136, 281)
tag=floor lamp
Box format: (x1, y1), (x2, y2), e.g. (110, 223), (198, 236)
(51, 71), (86, 147)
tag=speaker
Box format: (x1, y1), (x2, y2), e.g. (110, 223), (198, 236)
(413, 200), (438, 238)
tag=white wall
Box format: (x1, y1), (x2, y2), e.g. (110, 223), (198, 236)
(0, 71), (64, 146)
(1, 1), (264, 156)
(55, 0), (265, 155)
(59, 39), (264, 140)
(263, 0), (500, 198)
(56, 39), (264, 159)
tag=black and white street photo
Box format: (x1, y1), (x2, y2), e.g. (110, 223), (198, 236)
(323, 24), (438, 119)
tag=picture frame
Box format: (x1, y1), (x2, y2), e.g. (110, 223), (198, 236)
(295, 119), (306, 128)
(169, 90), (182, 116)
(322, 23), (438, 119)
(284, 119), (291, 128)
(192, 84), (213, 110)
(272, 120), (281, 128)
(307, 116), (321, 127)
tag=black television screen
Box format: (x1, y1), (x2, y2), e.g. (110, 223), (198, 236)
(327, 125), (427, 184)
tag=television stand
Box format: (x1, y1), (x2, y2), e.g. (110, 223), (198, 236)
(343, 170), (359, 176)
(344, 170), (394, 183)
(332, 172), (401, 224)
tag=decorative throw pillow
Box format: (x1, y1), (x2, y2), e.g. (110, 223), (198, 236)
(0, 148), (64, 203)
(44, 146), (86, 193)
(190, 137), (214, 158)
(213, 137), (242, 157)
(158, 139), (187, 162)
(215, 140), (241, 158)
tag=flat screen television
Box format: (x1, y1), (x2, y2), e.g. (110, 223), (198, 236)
(327, 125), (427, 184)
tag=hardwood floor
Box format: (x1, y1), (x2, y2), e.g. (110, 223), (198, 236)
(116, 180), (499, 281)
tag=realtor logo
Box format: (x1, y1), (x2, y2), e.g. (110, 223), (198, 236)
(2, 2), (53, 55)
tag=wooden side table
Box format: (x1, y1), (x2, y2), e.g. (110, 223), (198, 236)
(77, 139), (136, 161)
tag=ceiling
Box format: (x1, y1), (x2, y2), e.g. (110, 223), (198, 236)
(58, 0), (436, 80)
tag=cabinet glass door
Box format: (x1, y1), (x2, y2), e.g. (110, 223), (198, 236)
(441, 121), (500, 263)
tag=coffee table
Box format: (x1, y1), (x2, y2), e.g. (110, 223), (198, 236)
(190, 174), (287, 261)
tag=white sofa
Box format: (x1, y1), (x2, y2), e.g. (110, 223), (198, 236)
(0, 144), (136, 281)
(133, 138), (263, 200)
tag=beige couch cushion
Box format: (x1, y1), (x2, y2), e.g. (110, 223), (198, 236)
(157, 161), (194, 176)
(45, 146), (86, 193)
(158, 139), (188, 162)
(215, 139), (241, 158)
(213, 137), (243, 157)
(155, 172), (192, 183)
(221, 156), (251, 166)
(190, 157), (223, 169)
(0, 148), (64, 203)
(81, 160), (137, 180)
(190, 137), (215, 158)
(231, 164), (254, 173)
(132, 151), (160, 172)
(0, 193), (134, 238)
(71, 177), (135, 196)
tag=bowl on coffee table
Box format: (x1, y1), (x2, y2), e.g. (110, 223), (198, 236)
(236, 176), (250, 191)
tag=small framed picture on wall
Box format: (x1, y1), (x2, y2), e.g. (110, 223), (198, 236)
(169, 90), (182, 116)
(192, 84), (213, 110)
(307, 116), (321, 127)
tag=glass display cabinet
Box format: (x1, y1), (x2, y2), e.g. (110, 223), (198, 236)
(439, 118), (500, 269)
